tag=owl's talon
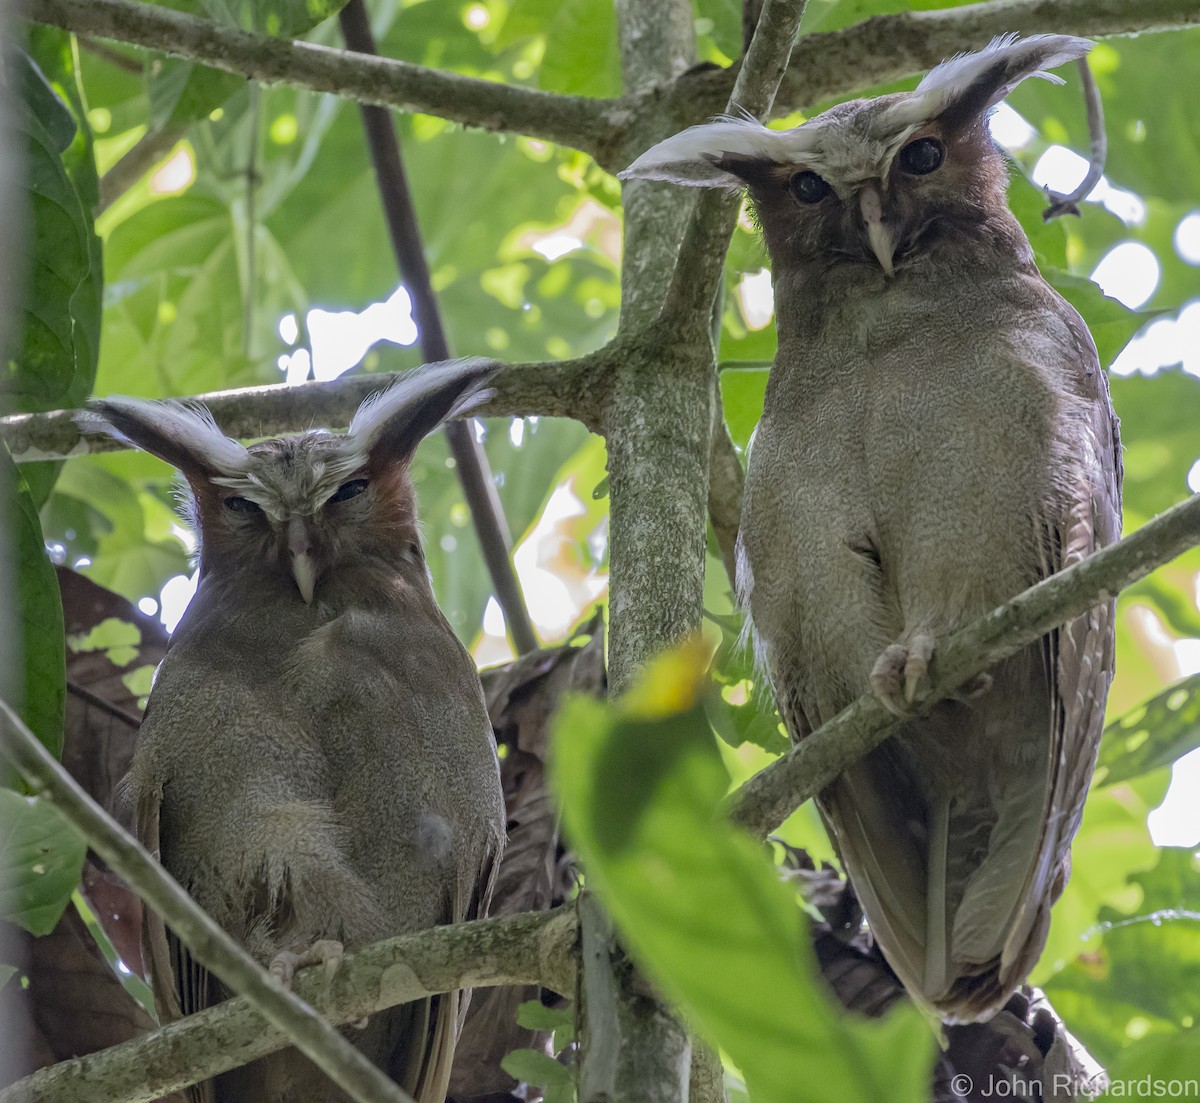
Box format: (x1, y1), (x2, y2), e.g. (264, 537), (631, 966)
(269, 938), (345, 996)
(871, 634), (935, 714)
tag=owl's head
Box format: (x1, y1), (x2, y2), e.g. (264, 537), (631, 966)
(78, 359), (497, 604)
(622, 34), (1090, 276)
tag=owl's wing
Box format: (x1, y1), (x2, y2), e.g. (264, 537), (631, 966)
(136, 780), (216, 1103)
(1001, 317), (1123, 983)
(390, 838), (503, 1103)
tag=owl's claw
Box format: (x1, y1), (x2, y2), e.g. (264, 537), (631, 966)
(870, 634), (936, 715)
(269, 938), (345, 997)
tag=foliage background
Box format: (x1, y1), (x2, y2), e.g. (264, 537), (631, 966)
(2, 0), (1199, 1096)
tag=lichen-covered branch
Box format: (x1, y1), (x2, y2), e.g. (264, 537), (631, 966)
(0, 353), (609, 464)
(21, 0), (607, 156)
(729, 490), (1200, 839)
(0, 908), (575, 1103)
(22, 0), (1199, 174)
(0, 700), (415, 1103)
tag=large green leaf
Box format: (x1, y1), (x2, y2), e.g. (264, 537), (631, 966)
(146, 56), (244, 130)
(1100, 1028), (1200, 1102)
(552, 644), (933, 1103)
(0, 791), (86, 936)
(1, 447), (66, 758)
(4, 38), (102, 431)
(1043, 850), (1200, 1066)
(1097, 676), (1200, 789)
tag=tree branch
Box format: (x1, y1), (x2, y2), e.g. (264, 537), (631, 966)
(647, 0), (1200, 166)
(98, 123), (187, 212)
(0, 699), (417, 1103)
(0, 908), (576, 1103)
(21, 0), (608, 156)
(729, 490), (1200, 838)
(22, 0), (1198, 175)
(0, 353), (610, 464)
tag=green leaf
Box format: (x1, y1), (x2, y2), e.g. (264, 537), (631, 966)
(719, 367), (769, 451)
(1096, 676), (1200, 788)
(4, 45), (102, 421)
(1, 447), (66, 757)
(1044, 270), (1154, 371)
(1100, 1027), (1200, 1101)
(1044, 851), (1200, 1066)
(503, 0), (620, 98)
(0, 791), (86, 936)
(516, 999), (577, 1051)
(146, 56), (244, 129)
(500, 1048), (575, 1103)
(551, 643), (933, 1103)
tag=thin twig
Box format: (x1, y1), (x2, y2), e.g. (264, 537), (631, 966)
(97, 123), (188, 212)
(1043, 57), (1106, 220)
(729, 491), (1200, 838)
(338, 0), (537, 655)
(0, 699), (416, 1103)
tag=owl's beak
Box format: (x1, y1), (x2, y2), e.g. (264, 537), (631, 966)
(859, 185), (896, 277)
(287, 516), (317, 604)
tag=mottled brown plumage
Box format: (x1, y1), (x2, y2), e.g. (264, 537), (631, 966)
(80, 360), (506, 1099)
(624, 36), (1121, 1022)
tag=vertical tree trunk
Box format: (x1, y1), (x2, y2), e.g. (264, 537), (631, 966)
(579, 3), (717, 1101)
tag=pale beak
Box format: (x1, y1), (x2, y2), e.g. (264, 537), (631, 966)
(287, 516), (317, 604)
(859, 185), (896, 277)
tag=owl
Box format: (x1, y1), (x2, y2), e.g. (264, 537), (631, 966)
(623, 35), (1122, 1022)
(79, 359), (506, 1100)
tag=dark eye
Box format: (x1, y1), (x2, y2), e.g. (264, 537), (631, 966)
(789, 170), (830, 204)
(898, 137), (945, 176)
(328, 479), (369, 504)
(224, 496), (261, 514)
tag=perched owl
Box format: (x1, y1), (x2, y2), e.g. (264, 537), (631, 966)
(79, 360), (506, 1100)
(623, 35), (1122, 1021)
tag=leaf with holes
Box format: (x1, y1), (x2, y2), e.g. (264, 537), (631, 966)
(1095, 675), (1200, 788)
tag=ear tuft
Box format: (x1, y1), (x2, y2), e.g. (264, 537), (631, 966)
(345, 358), (499, 470)
(620, 117), (820, 190)
(78, 398), (250, 477)
(915, 34), (1092, 127)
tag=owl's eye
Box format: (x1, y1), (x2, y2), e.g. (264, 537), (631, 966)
(224, 496), (261, 514)
(898, 137), (945, 176)
(789, 170), (830, 204)
(328, 479), (369, 504)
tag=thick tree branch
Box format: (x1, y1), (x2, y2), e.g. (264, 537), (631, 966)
(0, 353), (610, 463)
(0, 700), (416, 1103)
(729, 490), (1200, 838)
(21, 0), (608, 157)
(649, 0), (1200, 165)
(21, 0), (1198, 175)
(0, 908), (576, 1103)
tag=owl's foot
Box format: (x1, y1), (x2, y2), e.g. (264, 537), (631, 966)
(955, 672), (993, 701)
(870, 633), (935, 715)
(269, 938), (345, 996)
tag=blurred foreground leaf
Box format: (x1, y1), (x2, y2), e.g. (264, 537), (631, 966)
(552, 642), (933, 1103)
